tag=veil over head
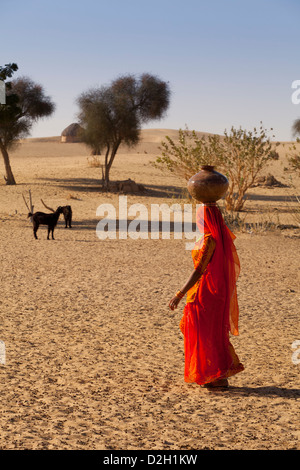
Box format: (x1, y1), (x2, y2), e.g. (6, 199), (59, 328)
(195, 203), (240, 336)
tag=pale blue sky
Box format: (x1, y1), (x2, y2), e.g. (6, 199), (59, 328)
(2, 0), (300, 140)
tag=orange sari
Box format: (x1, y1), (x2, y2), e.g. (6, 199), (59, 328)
(180, 204), (244, 385)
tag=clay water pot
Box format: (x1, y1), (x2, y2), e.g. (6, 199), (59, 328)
(187, 165), (229, 203)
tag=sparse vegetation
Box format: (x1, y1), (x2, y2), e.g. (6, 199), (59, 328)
(77, 73), (170, 190)
(155, 128), (221, 180)
(87, 155), (103, 168)
(284, 138), (300, 227)
(292, 118), (300, 138)
(0, 64), (55, 185)
(154, 124), (280, 211)
(286, 139), (300, 174)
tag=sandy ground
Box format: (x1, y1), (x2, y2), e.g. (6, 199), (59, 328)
(0, 130), (299, 450)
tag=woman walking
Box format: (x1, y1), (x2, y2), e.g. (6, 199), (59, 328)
(169, 203), (244, 388)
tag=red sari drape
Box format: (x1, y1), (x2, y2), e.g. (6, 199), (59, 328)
(180, 204), (244, 385)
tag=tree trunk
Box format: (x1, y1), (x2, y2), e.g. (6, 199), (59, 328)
(103, 145), (110, 190)
(103, 141), (121, 191)
(0, 141), (16, 185)
(104, 165), (110, 190)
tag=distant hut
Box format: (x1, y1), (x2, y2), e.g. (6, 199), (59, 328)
(61, 123), (84, 143)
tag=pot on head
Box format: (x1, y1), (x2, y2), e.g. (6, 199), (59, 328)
(187, 165), (229, 203)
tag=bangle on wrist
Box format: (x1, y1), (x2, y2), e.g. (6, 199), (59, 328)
(176, 290), (184, 299)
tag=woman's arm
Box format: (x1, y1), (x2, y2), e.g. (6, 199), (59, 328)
(168, 234), (216, 311)
(169, 269), (202, 310)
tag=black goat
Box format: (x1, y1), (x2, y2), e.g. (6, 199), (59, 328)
(62, 205), (72, 228)
(40, 199), (72, 229)
(28, 206), (63, 240)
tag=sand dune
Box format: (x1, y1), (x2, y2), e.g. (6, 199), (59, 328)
(0, 130), (299, 450)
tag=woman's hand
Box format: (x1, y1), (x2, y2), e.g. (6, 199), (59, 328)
(168, 269), (202, 311)
(169, 295), (181, 310)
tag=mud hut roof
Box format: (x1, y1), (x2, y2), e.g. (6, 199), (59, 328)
(61, 123), (83, 136)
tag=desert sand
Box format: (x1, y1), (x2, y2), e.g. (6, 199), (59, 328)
(0, 130), (299, 450)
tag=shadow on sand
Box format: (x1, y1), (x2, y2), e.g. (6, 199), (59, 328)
(63, 218), (198, 233)
(36, 177), (185, 199)
(36, 177), (300, 203)
(206, 385), (300, 398)
(246, 193), (300, 203)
